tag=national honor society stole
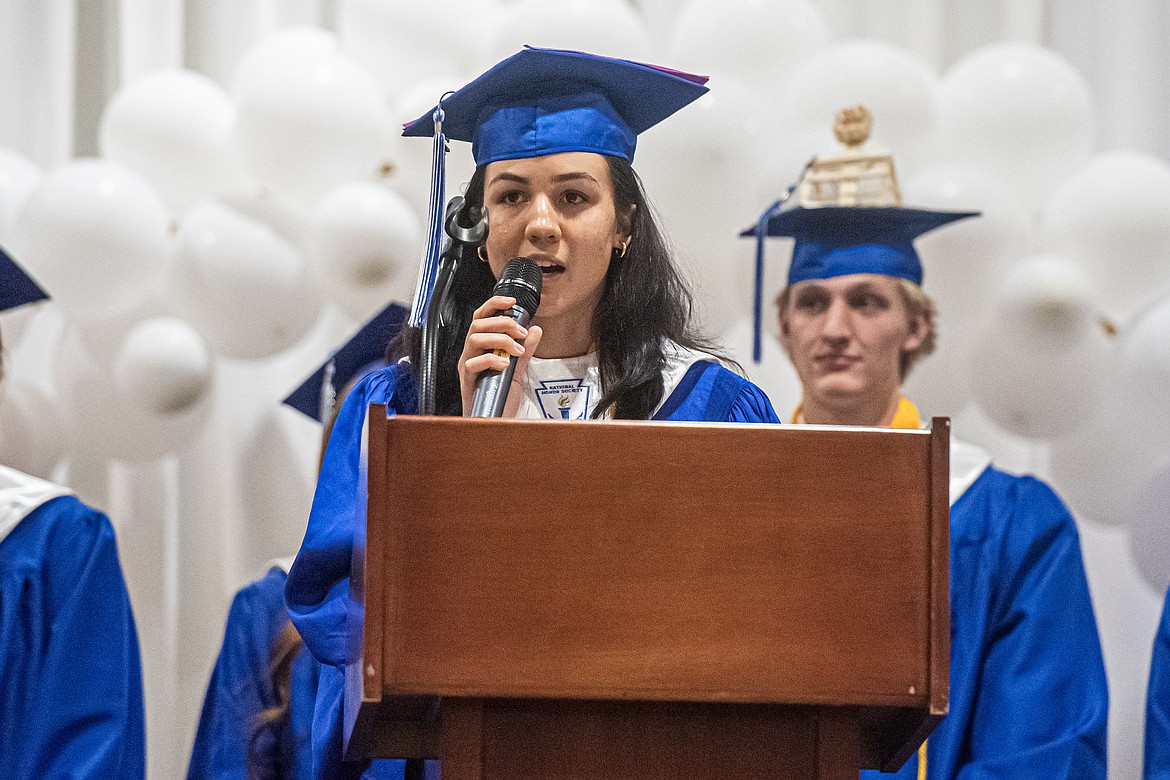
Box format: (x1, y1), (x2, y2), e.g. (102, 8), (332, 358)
(521, 354), (602, 421)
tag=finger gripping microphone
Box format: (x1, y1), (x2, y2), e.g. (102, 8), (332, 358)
(470, 256), (542, 418)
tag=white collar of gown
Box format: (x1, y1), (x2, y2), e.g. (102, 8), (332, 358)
(0, 464), (73, 546)
(950, 436), (993, 507)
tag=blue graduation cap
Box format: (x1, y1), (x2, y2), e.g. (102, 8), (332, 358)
(403, 46), (709, 165)
(740, 204), (979, 362)
(744, 205), (980, 285)
(282, 301), (408, 422)
(401, 46), (709, 332)
(0, 244), (48, 313)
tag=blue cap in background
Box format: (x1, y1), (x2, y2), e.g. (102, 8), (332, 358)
(282, 301), (408, 422)
(741, 205), (980, 286)
(740, 201), (979, 362)
(0, 245), (48, 313)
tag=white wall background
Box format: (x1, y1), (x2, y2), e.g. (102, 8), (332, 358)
(0, 1), (1166, 778)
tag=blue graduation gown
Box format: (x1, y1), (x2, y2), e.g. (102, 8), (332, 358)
(861, 467), (1108, 779)
(286, 360), (779, 780)
(0, 494), (146, 780)
(1145, 588), (1170, 779)
(188, 567), (409, 780)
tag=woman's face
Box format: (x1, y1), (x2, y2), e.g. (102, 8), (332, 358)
(482, 152), (629, 338)
(779, 274), (925, 410)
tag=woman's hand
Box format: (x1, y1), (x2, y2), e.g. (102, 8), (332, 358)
(459, 295), (543, 417)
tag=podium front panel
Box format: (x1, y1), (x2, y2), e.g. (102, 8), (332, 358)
(363, 415), (945, 712)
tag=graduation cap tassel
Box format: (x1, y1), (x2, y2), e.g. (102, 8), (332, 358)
(751, 160), (813, 363)
(753, 199), (782, 364)
(407, 104), (449, 329)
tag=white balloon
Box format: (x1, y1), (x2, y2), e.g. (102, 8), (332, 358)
(635, 77), (777, 335)
(485, 0), (653, 67)
(776, 40), (942, 173)
(1049, 295), (1170, 524)
(337, 0), (490, 100)
(667, 0), (829, 90)
(218, 183), (307, 247)
(970, 321), (1107, 441)
(938, 43), (1094, 213)
(1115, 293), (1170, 425)
(113, 317), (213, 415)
(970, 257), (1108, 440)
(71, 297), (175, 361)
(306, 182), (422, 313)
(100, 69), (242, 214)
(0, 378), (65, 478)
(0, 147), (43, 243)
(635, 0), (686, 37)
(995, 255), (1101, 348)
(238, 25), (338, 61)
(169, 198), (323, 360)
(901, 166), (1030, 415)
(1039, 151), (1170, 321)
(11, 158), (171, 323)
(54, 327), (213, 461)
(233, 28), (394, 204)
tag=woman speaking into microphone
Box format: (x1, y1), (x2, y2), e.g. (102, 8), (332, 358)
(285, 47), (779, 780)
(402, 46), (779, 424)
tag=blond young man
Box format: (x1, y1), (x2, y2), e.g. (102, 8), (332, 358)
(750, 200), (1108, 779)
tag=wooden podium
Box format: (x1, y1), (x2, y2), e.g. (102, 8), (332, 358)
(346, 413), (950, 780)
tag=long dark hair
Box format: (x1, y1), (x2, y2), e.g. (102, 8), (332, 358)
(396, 155), (724, 420)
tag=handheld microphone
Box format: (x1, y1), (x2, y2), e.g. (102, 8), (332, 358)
(470, 257), (542, 418)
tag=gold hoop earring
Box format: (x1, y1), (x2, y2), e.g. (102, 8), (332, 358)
(477, 244), (489, 264)
(616, 239), (629, 259)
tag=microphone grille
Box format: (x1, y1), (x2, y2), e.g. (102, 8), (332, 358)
(494, 256), (542, 315)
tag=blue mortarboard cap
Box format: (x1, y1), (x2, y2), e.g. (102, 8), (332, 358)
(283, 301), (409, 422)
(403, 46), (709, 165)
(742, 206), (980, 286)
(0, 245), (48, 313)
(739, 205), (979, 362)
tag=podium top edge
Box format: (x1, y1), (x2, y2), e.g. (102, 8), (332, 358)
(370, 408), (939, 436)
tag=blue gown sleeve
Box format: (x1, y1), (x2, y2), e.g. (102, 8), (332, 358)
(285, 365), (413, 780)
(957, 476), (1108, 779)
(725, 379), (781, 423)
(656, 361), (780, 423)
(187, 568), (291, 780)
(1146, 588), (1170, 779)
(286, 365), (411, 668)
(0, 496), (146, 780)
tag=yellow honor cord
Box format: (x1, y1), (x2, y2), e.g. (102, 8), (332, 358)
(790, 397), (921, 428)
(917, 740), (927, 779)
(889, 397), (921, 430)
